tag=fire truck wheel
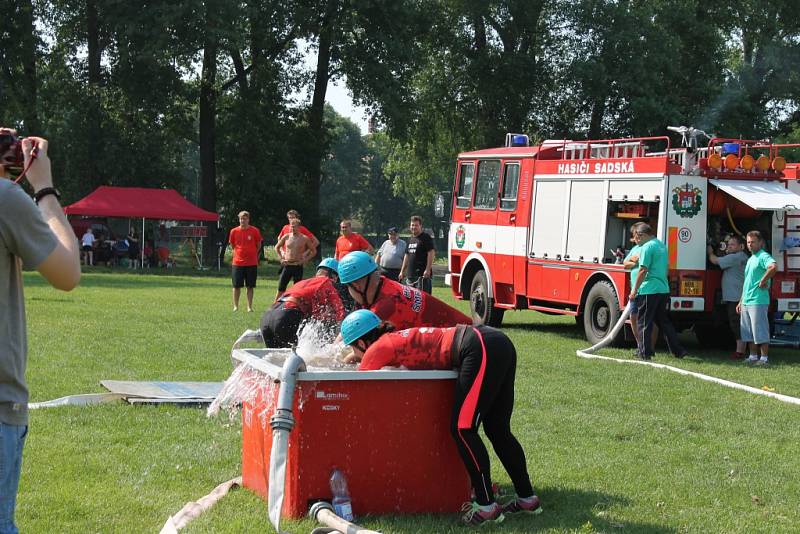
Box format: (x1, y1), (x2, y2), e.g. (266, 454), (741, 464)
(469, 270), (505, 327)
(583, 281), (623, 346)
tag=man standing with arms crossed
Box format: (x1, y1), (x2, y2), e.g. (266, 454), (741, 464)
(738, 230), (777, 365)
(229, 211), (262, 312)
(708, 234), (748, 359)
(628, 223), (687, 360)
(0, 131), (80, 532)
(400, 215), (435, 294)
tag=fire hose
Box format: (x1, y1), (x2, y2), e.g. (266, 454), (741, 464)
(576, 303), (800, 406)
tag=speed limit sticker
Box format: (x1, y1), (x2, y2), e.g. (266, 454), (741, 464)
(679, 227), (692, 243)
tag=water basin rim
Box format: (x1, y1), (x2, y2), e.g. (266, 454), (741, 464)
(232, 349), (458, 381)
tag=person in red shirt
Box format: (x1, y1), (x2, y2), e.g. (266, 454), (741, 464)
(260, 258), (352, 347)
(334, 219), (373, 260)
(337, 251), (471, 330)
(228, 211), (262, 312)
(340, 310), (541, 526)
(277, 209), (319, 255)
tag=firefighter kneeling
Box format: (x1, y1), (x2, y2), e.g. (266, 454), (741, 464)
(260, 258), (352, 347)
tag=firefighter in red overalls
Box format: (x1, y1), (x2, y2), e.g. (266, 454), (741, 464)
(340, 309), (542, 526)
(260, 258), (353, 347)
(336, 251), (471, 329)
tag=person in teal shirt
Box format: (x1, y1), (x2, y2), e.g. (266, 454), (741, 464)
(628, 222), (687, 360)
(738, 230), (777, 365)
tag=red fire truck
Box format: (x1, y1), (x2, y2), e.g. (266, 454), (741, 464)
(446, 128), (800, 346)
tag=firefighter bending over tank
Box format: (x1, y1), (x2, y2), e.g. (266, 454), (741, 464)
(260, 258), (353, 347)
(337, 251), (472, 329)
(340, 310), (542, 526)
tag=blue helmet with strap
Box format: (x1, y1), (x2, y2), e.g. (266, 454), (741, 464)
(340, 309), (381, 345)
(317, 257), (339, 274)
(337, 251), (377, 284)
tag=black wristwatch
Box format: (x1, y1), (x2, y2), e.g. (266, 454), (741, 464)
(33, 187), (61, 204)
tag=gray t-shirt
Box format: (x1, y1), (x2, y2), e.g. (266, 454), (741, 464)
(0, 180), (58, 425)
(717, 250), (748, 302)
(376, 239), (406, 269)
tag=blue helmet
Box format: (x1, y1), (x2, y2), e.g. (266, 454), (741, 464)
(337, 251), (377, 284)
(341, 309), (381, 345)
(317, 257), (339, 274)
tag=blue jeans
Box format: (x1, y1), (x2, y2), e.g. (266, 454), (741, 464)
(0, 423), (27, 534)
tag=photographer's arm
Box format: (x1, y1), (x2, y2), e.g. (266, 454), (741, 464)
(23, 138), (80, 291)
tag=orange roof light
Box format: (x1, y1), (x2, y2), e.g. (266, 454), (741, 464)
(773, 156), (787, 172)
(708, 153), (723, 169)
(755, 155), (770, 172)
(724, 154), (739, 170)
(740, 154), (754, 171)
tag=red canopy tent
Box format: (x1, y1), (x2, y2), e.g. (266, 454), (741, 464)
(64, 186), (218, 221)
(65, 186), (219, 267)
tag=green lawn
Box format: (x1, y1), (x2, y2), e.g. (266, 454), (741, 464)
(20, 269), (800, 533)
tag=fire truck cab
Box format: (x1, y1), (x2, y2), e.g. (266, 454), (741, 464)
(446, 130), (800, 346)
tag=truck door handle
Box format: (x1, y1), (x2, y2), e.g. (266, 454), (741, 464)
(509, 214), (516, 223)
(465, 211), (471, 220)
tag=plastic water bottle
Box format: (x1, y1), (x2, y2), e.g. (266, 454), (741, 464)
(329, 468), (354, 521)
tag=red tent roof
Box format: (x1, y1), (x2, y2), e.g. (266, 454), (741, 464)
(64, 186), (219, 222)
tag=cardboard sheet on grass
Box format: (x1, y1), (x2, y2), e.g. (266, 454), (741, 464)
(100, 380), (223, 405)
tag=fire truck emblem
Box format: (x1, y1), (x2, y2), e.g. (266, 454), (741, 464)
(455, 225), (466, 248)
(672, 183), (702, 218)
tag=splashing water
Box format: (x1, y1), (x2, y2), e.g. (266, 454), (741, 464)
(295, 319), (355, 370)
(207, 364), (276, 419)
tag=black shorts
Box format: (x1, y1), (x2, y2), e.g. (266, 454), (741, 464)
(277, 264), (304, 291)
(82, 245), (93, 252)
(260, 304), (304, 348)
(232, 265), (258, 288)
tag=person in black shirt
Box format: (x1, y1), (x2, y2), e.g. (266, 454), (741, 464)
(400, 215), (435, 294)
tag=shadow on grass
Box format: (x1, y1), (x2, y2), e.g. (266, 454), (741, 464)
(369, 487), (674, 533)
(503, 321), (587, 341)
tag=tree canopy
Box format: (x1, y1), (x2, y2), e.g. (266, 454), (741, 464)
(1, 0), (798, 247)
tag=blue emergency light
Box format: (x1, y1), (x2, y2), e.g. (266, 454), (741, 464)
(511, 134), (528, 147)
(722, 143), (740, 156)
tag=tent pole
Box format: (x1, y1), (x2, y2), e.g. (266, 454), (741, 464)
(141, 218), (145, 268)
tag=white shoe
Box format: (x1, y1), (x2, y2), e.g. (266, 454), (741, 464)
(745, 355), (759, 363)
(755, 357), (769, 365)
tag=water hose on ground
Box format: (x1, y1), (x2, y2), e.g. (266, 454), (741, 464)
(576, 303), (800, 406)
(309, 501), (381, 534)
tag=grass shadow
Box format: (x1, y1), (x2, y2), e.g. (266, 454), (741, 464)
(366, 487), (675, 533)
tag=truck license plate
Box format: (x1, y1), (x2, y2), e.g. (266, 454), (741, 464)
(681, 280), (702, 296)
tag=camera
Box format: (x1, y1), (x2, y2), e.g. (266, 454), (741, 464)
(0, 128), (23, 170)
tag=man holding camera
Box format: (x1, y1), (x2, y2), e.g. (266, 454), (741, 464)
(0, 130), (80, 532)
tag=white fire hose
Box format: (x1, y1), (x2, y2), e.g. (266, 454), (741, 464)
(309, 501), (381, 534)
(576, 303), (800, 406)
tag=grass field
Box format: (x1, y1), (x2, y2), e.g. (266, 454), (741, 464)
(19, 267), (800, 533)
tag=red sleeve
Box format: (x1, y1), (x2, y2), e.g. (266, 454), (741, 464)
(334, 237), (341, 259)
(301, 226), (317, 241)
(228, 228), (236, 245)
(358, 234), (371, 249)
(359, 337), (396, 370)
(254, 227), (262, 243)
(277, 225), (289, 240)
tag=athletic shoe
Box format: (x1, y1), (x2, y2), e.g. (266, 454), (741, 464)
(755, 357), (769, 366)
(470, 483), (500, 501)
(744, 355), (759, 363)
(461, 501), (504, 526)
(501, 495), (543, 516)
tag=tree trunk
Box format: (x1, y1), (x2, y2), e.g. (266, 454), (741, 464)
(199, 7), (218, 265)
(306, 0), (339, 230)
(86, 0), (102, 188)
(18, 0), (38, 133)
